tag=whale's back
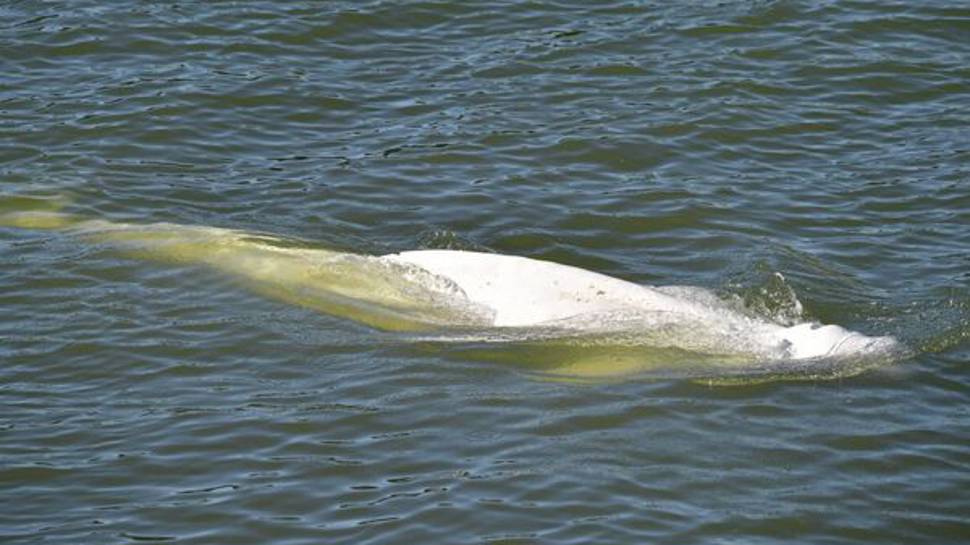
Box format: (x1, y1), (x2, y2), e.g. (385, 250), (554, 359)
(384, 250), (690, 327)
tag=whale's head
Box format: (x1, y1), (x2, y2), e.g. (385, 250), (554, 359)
(778, 322), (899, 360)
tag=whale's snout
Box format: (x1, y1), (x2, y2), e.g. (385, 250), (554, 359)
(778, 323), (899, 360)
(828, 331), (900, 358)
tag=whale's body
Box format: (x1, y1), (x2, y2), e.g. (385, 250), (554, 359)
(0, 202), (903, 379)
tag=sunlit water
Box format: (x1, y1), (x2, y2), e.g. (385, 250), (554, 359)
(1, 1), (968, 543)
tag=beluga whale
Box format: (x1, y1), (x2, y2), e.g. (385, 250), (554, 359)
(0, 196), (904, 382)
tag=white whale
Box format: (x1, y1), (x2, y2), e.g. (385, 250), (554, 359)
(0, 202), (903, 379)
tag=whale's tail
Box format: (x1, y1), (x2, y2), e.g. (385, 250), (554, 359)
(0, 194), (79, 231)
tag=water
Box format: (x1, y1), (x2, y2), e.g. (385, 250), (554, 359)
(1, 1), (968, 543)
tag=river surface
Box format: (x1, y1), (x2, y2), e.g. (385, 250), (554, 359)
(2, 1), (968, 543)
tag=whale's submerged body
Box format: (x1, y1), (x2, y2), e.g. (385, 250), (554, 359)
(1, 202), (904, 381)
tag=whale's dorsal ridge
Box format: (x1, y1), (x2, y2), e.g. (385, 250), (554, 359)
(382, 249), (690, 327)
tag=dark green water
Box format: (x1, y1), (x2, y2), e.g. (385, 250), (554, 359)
(2, 1), (969, 543)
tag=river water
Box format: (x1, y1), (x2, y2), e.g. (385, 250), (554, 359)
(1, 1), (968, 543)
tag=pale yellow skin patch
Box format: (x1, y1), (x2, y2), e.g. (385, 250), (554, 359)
(78, 221), (492, 332)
